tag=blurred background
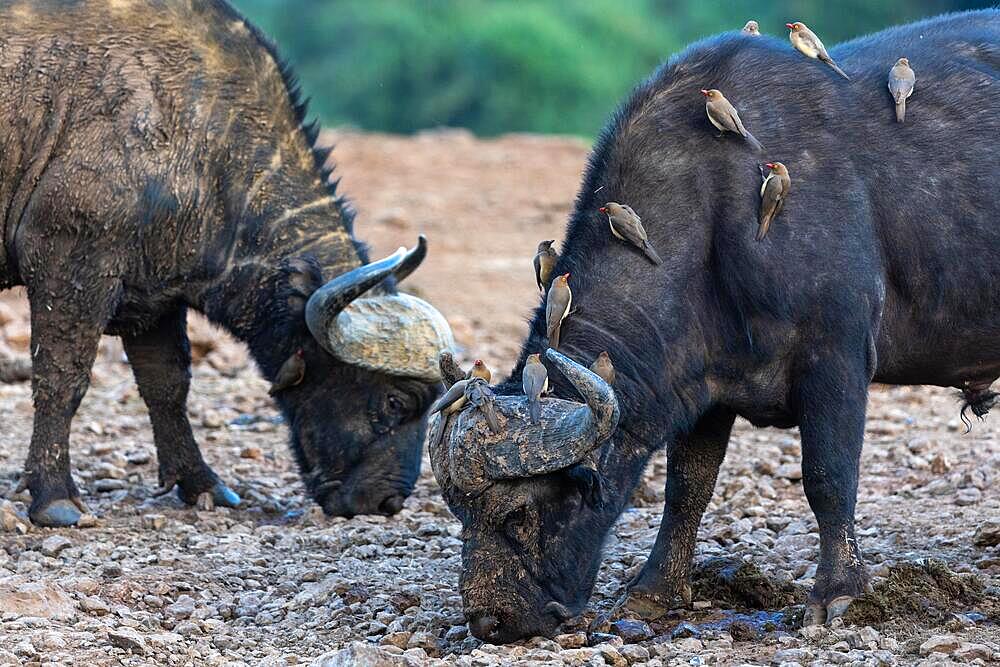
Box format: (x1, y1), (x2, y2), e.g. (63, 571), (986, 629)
(233, 0), (992, 137)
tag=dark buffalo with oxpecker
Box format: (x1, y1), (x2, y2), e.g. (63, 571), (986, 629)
(0, 0), (454, 526)
(432, 10), (1000, 642)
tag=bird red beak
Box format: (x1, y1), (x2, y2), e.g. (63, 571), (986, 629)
(786, 23), (795, 29)
(700, 89), (710, 96)
(765, 163), (775, 169)
(599, 207), (607, 214)
(564, 273), (571, 279)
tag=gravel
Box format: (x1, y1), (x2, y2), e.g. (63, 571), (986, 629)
(3, 374), (996, 666)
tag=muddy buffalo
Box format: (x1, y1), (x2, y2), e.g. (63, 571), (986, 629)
(0, 0), (454, 526)
(432, 10), (1000, 642)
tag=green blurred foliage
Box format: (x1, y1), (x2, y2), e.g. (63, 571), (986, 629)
(232, 0), (992, 136)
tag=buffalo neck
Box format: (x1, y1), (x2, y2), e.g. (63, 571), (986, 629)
(495, 240), (719, 557)
(500, 294), (712, 488)
(192, 140), (365, 380)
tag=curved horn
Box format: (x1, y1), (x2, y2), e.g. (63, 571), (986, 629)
(391, 234), (428, 284)
(437, 349), (619, 492)
(306, 236), (454, 381)
(304, 236), (427, 341)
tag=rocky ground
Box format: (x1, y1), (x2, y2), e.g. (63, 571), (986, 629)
(1, 130), (998, 666)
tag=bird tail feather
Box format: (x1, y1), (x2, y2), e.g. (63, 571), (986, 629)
(529, 399), (541, 425)
(643, 242), (663, 265)
(895, 100), (906, 123)
(745, 131), (765, 152)
(824, 58), (850, 79)
(548, 326), (560, 349)
(756, 218), (771, 242)
(484, 404), (501, 433)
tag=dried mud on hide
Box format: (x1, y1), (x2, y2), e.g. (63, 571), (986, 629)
(843, 559), (994, 627)
(690, 556), (806, 609)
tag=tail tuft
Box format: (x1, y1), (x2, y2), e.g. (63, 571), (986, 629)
(959, 388), (998, 433)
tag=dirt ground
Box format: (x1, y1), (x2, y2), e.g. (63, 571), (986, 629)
(0, 130), (997, 666)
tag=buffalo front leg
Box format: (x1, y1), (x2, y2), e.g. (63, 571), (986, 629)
(122, 308), (239, 509)
(624, 406), (735, 619)
(797, 359), (870, 625)
(22, 281), (119, 526)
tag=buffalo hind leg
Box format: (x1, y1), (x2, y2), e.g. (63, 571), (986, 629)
(122, 308), (239, 509)
(797, 358), (870, 625)
(623, 406), (735, 619)
(22, 280), (119, 526)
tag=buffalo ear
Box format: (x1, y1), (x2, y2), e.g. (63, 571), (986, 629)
(564, 463), (604, 509)
(278, 257), (323, 319)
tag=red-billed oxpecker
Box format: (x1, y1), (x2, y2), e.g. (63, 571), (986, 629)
(590, 351), (616, 386)
(888, 57), (916, 123)
(600, 203), (662, 265)
(533, 240), (559, 292)
(700, 88), (765, 152)
(787, 21), (850, 79)
(545, 273), (573, 349)
(522, 353), (549, 425)
(269, 349), (305, 395)
(758, 162), (792, 241)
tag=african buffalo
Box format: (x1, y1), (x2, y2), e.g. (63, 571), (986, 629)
(432, 10), (1000, 642)
(0, 0), (453, 526)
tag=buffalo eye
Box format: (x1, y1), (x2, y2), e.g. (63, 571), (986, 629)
(368, 389), (416, 434)
(502, 505), (534, 545)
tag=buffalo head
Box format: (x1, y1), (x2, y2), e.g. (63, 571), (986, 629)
(429, 349), (620, 642)
(276, 236), (454, 517)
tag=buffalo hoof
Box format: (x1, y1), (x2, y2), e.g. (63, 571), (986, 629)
(173, 480), (240, 509)
(192, 482), (241, 511)
(623, 593), (671, 620)
(196, 491), (215, 511)
(825, 595), (854, 621)
(803, 603), (827, 626)
(619, 583), (689, 621)
(210, 482), (241, 508)
(802, 595), (856, 627)
(30, 499), (82, 527)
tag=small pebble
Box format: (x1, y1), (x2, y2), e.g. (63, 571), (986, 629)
(40, 535), (72, 557)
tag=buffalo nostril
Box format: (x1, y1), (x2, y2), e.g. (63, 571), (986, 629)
(468, 614), (499, 641)
(379, 494), (405, 515)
